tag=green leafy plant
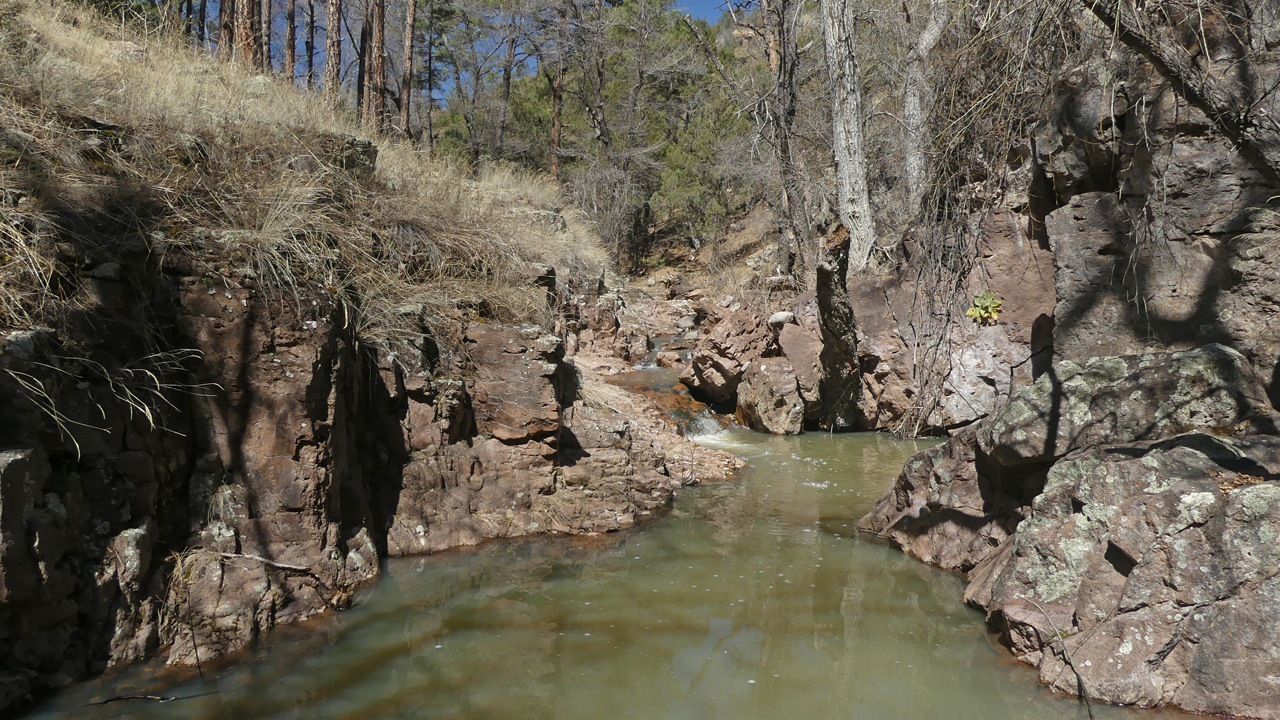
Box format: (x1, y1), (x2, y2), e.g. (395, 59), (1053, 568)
(965, 290), (1003, 325)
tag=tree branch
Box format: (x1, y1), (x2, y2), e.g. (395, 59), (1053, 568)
(1083, 0), (1280, 186)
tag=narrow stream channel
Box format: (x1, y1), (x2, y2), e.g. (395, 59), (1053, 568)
(28, 375), (1188, 720)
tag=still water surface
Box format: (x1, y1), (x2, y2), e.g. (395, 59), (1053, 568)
(31, 429), (1185, 720)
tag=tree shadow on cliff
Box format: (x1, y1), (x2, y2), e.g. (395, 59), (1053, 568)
(1041, 11), (1280, 408)
(1049, 184), (1279, 411)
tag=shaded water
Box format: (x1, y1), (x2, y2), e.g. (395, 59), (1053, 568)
(29, 430), (1186, 720)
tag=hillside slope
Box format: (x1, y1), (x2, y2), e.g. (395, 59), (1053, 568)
(0, 2), (740, 713)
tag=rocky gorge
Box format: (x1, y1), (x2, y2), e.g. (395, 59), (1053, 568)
(5, 1), (1280, 718)
(0, 253), (745, 712)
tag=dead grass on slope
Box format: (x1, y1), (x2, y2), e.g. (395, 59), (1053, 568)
(0, 0), (604, 366)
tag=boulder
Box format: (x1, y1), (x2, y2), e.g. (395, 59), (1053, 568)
(736, 358), (805, 435)
(857, 424), (1045, 571)
(655, 351), (683, 369)
(967, 433), (1280, 718)
(766, 311), (795, 330)
(980, 344), (1278, 465)
(777, 324), (822, 414)
(679, 310), (776, 406)
(465, 325), (563, 444)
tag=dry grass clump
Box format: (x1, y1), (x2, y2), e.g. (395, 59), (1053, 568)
(0, 0), (604, 364)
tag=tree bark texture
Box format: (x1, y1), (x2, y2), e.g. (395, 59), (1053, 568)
(234, 0), (254, 65)
(399, 0), (417, 136)
(1083, 0), (1280, 186)
(285, 0), (296, 81)
(816, 226), (862, 430)
(323, 0), (342, 106)
(820, 0), (876, 274)
(306, 0), (315, 87)
(219, 0), (234, 59)
(902, 0), (948, 215)
(367, 0), (387, 132)
(260, 0), (272, 71)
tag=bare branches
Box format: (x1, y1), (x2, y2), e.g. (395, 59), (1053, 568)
(1082, 0), (1280, 185)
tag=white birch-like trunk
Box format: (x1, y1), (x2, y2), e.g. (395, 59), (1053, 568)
(903, 0), (949, 214)
(821, 0), (876, 274)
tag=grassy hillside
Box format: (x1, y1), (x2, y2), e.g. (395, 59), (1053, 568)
(0, 0), (604, 361)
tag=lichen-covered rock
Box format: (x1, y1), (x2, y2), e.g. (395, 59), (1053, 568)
(966, 433), (1280, 718)
(980, 345), (1278, 466)
(857, 424), (1046, 571)
(736, 357), (805, 435)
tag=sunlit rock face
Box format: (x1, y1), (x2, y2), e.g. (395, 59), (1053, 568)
(862, 344), (1280, 718)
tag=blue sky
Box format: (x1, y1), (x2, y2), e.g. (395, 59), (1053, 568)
(678, 0), (729, 22)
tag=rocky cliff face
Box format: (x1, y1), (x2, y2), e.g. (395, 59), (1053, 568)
(0, 254), (740, 713)
(860, 345), (1280, 717)
(846, 53), (1280, 434)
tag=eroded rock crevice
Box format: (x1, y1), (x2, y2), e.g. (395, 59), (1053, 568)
(0, 258), (740, 713)
(861, 345), (1280, 718)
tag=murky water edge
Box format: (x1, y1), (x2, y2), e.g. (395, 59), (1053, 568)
(27, 428), (1187, 720)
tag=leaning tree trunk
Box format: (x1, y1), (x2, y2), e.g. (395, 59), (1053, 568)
(902, 0), (948, 215)
(1083, 0), (1280, 186)
(821, 0), (876, 274)
(322, 0), (342, 106)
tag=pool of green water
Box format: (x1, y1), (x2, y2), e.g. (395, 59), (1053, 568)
(28, 429), (1186, 720)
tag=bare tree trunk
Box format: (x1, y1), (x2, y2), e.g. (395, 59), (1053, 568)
(198, 0), (207, 48)
(235, 0), (254, 64)
(902, 0), (948, 214)
(219, 0), (234, 59)
(1083, 0), (1280, 185)
(356, 8), (369, 117)
(399, 0), (417, 136)
(495, 17), (519, 155)
(770, 0), (811, 280)
(306, 0), (316, 87)
(821, 0), (875, 274)
(260, 0), (272, 72)
(368, 0), (386, 132)
(285, 0), (296, 81)
(322, 0), (342, 106)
